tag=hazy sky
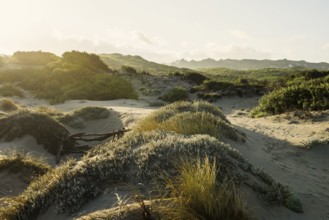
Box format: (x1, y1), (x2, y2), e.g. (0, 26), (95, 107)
(1, 0), (329, 63)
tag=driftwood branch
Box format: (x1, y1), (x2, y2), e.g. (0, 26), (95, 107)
(69, 128), (131, 142)
(56, 128), (131, 164)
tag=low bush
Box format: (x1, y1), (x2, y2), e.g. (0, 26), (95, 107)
(183, 71), (208, 85)
(160, 87), (189, 103)
(251, 83), (329, 117)
(134, 101), (237, 141)
(11, 51), (59, 66)
(0, 110), (73, 155)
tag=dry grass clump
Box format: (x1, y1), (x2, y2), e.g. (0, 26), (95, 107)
(0, 98), (19, 112)
(134, 101), (239, 141)
(164, 157), (249, 220)
(0, 110), (72, 155)
(0, 131), (301, 219)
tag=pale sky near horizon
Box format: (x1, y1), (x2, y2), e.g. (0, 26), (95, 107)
(1, 0), (329, 63)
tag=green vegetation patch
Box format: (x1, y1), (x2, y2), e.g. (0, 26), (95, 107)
(134, 101), (239, 141)
(160, 87), (189, 103)
(251, 83), (329, 117)
(11, 51), (59, 66)
(0, 51), (138, 103)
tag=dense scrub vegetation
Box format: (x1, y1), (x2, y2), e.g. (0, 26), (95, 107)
(251, 83), (329, 117)
(100, 53), (182, 75)
(11, 51), (59, 66)
(160, 87), (189, 103)
(0, 51), (137, 103)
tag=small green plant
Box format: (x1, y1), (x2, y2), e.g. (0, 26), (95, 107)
(160, 87), (189, 103)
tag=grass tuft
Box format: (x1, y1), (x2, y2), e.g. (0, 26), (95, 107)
(165, 156), (249, 220)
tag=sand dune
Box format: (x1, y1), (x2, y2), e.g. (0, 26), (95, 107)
(1, 93), (328, 220)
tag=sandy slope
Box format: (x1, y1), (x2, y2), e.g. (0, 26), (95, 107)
(216, 97), (329, 220)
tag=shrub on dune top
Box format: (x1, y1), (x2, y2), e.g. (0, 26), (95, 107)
(0, 110), (72, 155)
(160, 87), (189, 103)
(134, 101), (239, 141)
(251, 83), (329, 117)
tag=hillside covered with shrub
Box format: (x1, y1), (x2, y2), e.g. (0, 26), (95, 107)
(0, 51), (137, 103)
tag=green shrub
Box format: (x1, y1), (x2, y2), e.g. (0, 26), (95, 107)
(0, 84), (24, 97)
(251, 83), (329, 117)
(203, 80), (234, 91)
(135, 103), (241, 142)
(0, 52), (138, 103)
(183, 71), (208, 84)
(121, 65), (138, 74)
(160, 111), (239, 141)
(160, 87), (189, 103)
(11, 51), (58, 66)
(60, 51), (110, 72)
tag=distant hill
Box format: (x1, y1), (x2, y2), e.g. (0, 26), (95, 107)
(99, 53), (181, 75)
(171, 58), (329, 70)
